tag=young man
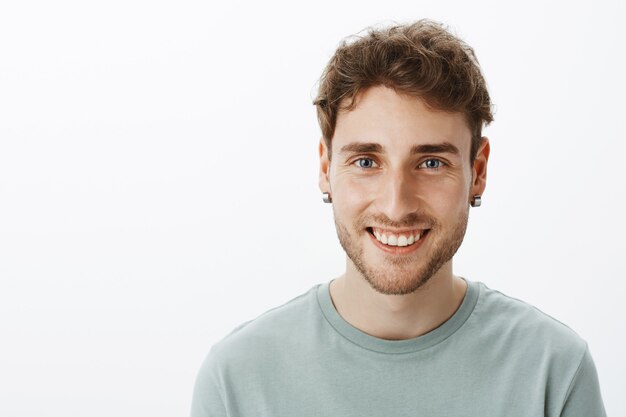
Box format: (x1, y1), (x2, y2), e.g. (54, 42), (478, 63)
(191, 19), (606, 417)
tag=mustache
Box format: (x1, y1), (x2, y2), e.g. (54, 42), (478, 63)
(356, 211), (438, 230)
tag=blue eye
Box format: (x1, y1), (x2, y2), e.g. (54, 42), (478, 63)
(420, 159), (444, 169)
(354, 158), (377, 169)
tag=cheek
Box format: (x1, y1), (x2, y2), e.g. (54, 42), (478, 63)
(330, 176), (374, 225)
(334, 181), (371, 215)
(425, 181), (468, 211)
(332, 170), (375, 199)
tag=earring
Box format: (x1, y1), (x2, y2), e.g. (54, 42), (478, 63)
(470, 195), (482, 207)
(322, 192), (332, 203)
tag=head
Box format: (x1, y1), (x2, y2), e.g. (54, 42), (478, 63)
(314, 19), (493, 295)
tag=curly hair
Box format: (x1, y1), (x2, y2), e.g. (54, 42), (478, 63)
(313, 19), (494, 164)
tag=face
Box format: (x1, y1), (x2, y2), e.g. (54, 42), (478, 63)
(319, 85), (489, 295)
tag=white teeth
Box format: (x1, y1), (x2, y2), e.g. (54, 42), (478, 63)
(371, 228), (422, 247)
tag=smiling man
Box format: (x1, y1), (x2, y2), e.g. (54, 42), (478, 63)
(191, 19), (606, 417)
(319, 85), (485, 342)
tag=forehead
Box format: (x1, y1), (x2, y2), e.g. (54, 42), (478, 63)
(333, 86), (472, 156)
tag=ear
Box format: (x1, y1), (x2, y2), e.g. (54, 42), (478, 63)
(470, 137), (490, 199)
(318, 137), (331, 193)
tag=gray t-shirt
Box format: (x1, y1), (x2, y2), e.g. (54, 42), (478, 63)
(190, 277), (606, 417)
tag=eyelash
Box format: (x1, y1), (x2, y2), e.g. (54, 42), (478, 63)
(352, 157), (446, 170)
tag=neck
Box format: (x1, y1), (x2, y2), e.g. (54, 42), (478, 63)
(328, 259), (468, 340)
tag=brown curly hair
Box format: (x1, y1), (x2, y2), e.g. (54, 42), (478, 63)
(313, 19), (494, 165)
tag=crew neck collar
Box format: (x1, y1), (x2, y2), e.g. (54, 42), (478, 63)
(316, 276), (480, 354)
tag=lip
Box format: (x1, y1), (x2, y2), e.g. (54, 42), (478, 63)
(371, 226), (427, 235)
(367, 227), (429, 255)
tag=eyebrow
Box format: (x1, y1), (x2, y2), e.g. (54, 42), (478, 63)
(339, 141), (460, 156)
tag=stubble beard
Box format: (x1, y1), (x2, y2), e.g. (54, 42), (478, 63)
(333, 208), (469, 296)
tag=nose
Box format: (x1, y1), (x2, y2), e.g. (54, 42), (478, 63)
(376, 167), (422, 223)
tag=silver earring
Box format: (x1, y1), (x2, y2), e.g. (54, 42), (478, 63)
(471, 195), (482, 207)
(322, 192), (332, 203)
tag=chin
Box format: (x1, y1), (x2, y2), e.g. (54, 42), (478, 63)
(360, 264), (438, 295)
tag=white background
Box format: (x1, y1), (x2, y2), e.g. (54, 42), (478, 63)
(1, 0), (624, 416)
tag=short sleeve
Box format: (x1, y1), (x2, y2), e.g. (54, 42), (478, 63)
(559, 343), (606, 417)
(190, 347), (228, 417)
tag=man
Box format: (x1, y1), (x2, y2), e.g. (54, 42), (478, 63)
(191, 19), (606, 417)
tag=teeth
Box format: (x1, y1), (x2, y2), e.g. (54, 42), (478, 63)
(371, 228), (422, 247)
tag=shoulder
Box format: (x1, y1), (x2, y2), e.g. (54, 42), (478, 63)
(466, 281), (605, 416)
(208, 283), (321, 364)
(473, 281), (588, 362)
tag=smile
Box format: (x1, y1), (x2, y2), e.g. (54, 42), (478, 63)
(366, 227), (430, 254)
(369, 227), (424, 246)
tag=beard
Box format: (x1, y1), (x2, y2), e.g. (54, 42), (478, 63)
(333, 207), (469, 296)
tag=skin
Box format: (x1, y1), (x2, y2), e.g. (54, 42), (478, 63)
(318, 85), (490, 341)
